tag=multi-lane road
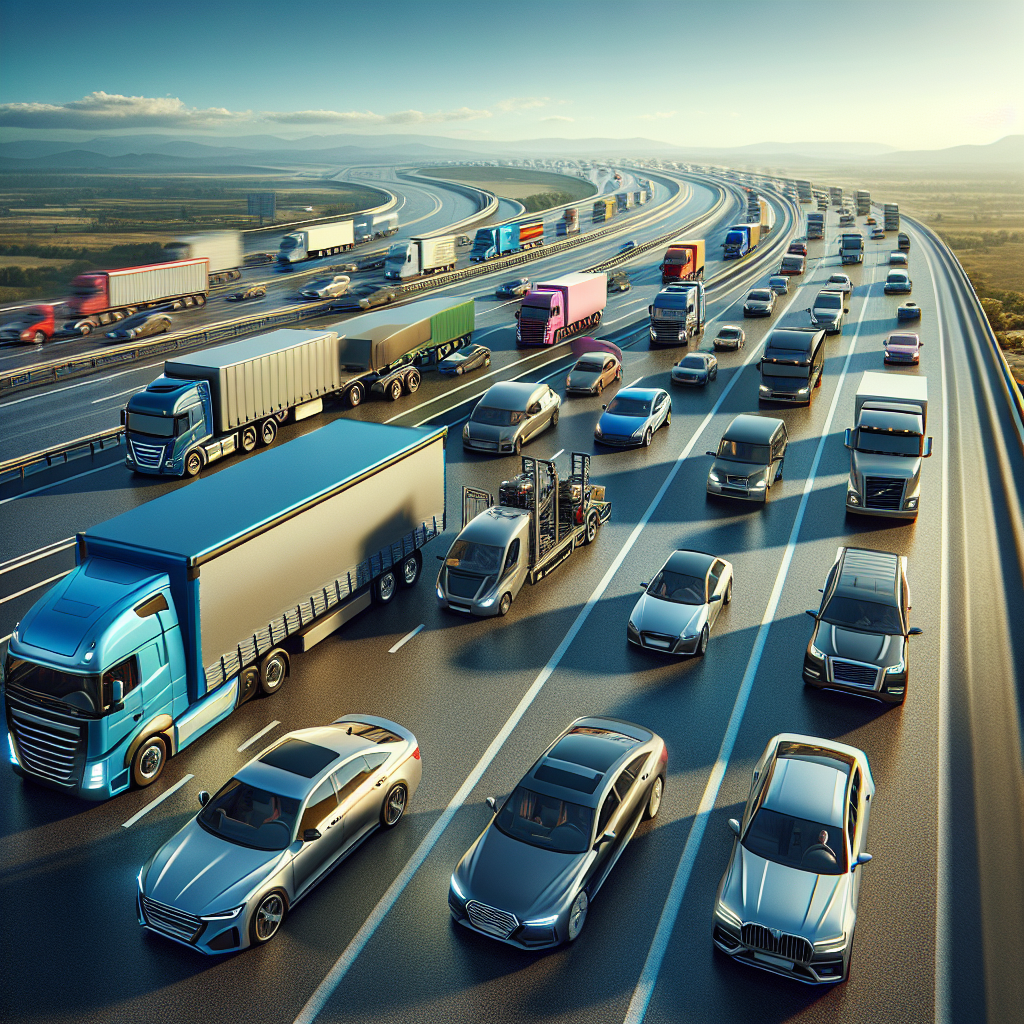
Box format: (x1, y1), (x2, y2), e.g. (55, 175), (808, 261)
(1, 170), (1022, 1024)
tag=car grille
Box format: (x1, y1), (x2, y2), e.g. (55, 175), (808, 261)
(518, 321), (546, 345)
(141, 896), (203, 944)
(865, 477), (905, 510)
(130, 440), (166, 469)
(467, 438), (498, 451)
(831, 659), (879, 688)
(466, 901), (518, 939)
(726, 475), (749, 487)
(742, 923), (813, 964)
(9, 705), (83, 784)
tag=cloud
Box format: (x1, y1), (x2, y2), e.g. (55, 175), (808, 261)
(262, 106), (492, 125)
(541, 116), (575, 123)
(497, 97), (551, 112)
(0, 92), (246, 129)
(637, 111), (676, 121)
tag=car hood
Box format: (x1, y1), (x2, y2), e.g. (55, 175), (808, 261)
(142, 820), (288, 916)
(721, 844), (849, 941)
(567, 370), (602, 389)
(814, 623), (902, 667)
(851, 451), (921, 480)
(598, 411), (648, 435)
(745, 301), (771, 310)
(466, 421), (517, 443)
(712, 458), (769, 484)
(456, 824), (589, 920)
(631, 593), (704, 637)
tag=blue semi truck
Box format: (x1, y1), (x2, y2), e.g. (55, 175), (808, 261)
(470, 219), (544, 261)
(2, 420), (447, 800)
(722, 223), (761, 259)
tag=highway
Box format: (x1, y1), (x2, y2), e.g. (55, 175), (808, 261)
(1, 175), (1021, 1024)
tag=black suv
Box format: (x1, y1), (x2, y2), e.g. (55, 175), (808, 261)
(803, 547), (923, 704)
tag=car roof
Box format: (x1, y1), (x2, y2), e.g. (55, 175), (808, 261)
(613, 387), (662, 400)
(479, 380), (547, 409)
(833, 546), (900, 603)
(663, 549), (716, 577)
(576, 351), (613, 362)
(763, 755), (847, 827)
(460, 505), (529, 545)
(722, 413), (784, 443)
(887, 333), (919, 344)
(718, 324), (743, 333)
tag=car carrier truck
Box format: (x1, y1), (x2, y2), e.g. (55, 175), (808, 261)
(2, 419), (446, 800)
(515, 272), (607, 346)
(436, 452), (611, 617)
(123, 297), (474, 476)
(277, 221), (355, 264)
(384, 235), (457, 279)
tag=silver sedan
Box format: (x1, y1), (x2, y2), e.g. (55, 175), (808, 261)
(594, 387), (671, 447)
(713, 733), (875, 984)
(627, 549), (733, 656)
(137, 715), (421, 953)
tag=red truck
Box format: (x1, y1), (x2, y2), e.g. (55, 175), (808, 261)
(516, 272), (607, 347)
(0, 304), (57, 344)
(660, 239), (705, 284)
(66, 258), (209, 325)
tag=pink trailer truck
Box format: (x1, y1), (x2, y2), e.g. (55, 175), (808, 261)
(515, 272), (607, 347)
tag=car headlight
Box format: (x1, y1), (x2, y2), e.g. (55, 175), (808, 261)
(809, 640), (826, 660)
(885, 659), (906, 675)
(813, 932), (847, 953)
(715, 901), (742, 930)
(462, 424), (470, 439)
(847, 492), (860, 505)
(759, 384), (771, 394)
(708, 469), (720, 483)
(137, 866), (145, 892)
(904, 497), (918, 510)
(632, 426), (646, 438)
(749, 478), (766, 490)
(524, 914), (559, 927)
(797, 387), (809, 395)
(201, 904), (245, 922)
(450, 875), (466, 901)
(8, 733), (20, 766)
(436, 584), (445, 600)
(594, 425), (603, 438)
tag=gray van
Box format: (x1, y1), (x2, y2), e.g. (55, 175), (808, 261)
(705, 414), (788, 503)
(462, 380), (560, 455)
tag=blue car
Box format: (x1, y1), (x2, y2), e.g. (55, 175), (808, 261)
(594, 387), (671, 448)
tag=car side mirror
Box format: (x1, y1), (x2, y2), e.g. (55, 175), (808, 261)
(486, 796), (497, 812)
(919, 341), (925, 346)
(110, 679), (124, 704)
(436, 554), (445, 560)
(710, 594), (722, 602)
(705, 450), (717, 458)
(303, 829), (322, 842)
(602, 404), (607, 410)
(198, 791), (210, 807)
(844, 308), (850, 314)
(595, 829), (616, 849)
(728, 818), (741, 837)
(923, 437), (933, 457)
(844, 428), (853, 449)
(648, 305), (653, 315)
(855, 852), (873, 867)
(639, 582), (648, 590)
(805, 609), (818, 619)
(908, 627), (923, 636)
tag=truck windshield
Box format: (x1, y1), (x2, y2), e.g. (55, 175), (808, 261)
(495, 785), (595, 854)
(725, 232), (743, 244)
(126, 412), (178, 438)
(472, 406), (524, 426)
(445, 540), (504, 574)
(197, 778), (300, 851)
(762, 361), (808, 377)
(519, 305), (548, 321)
(3, 655), (103, 716)
(718, 440), (770, 463)
(856, 429), (921, 456)
(821, 596), (903, 634)
(280, 236), (299, 250)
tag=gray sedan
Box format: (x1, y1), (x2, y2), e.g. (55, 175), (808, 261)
(449, 716), (667, 949)
(137, 715), (421, 954)
(627, 549), (733, 656)
(713, 733), (875, 984)
(299, 274), (350, 299)
(463, 380), (560, 455)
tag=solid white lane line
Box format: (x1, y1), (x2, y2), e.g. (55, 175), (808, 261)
(121, 774), (194, 829)
(0, 632), (11, 645)
(0, 538), (74, 576)
(388, 624), (425, 654)
(90, 385), (142, 404)
(0, 570), (72, 606)
(625, 376), (645, 388)
(549, 449), (565, 461)
(292, 299), (768, 1024)
(623, 266), (874, 1024)
(237, 720), (281, 753)
(0, 463), (116, 507)
(0, 364), (151, 408)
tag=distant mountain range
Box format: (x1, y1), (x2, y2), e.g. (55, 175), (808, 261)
(0, 132), (1020, 169)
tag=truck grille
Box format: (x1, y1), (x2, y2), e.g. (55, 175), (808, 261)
(865, 477), (905, 510)
(9, 706), (83, 784)
(652, 323), (683, 344)
(130, 440), (166, 469)
(742, 924), (812, 964)
(466, 901), (518, 939)
(518, 321), (547, 346)
(141, 896), (204, 944)
(831, 660), (879, 688)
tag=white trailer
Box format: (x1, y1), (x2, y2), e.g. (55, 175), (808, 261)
(164, 232), (243, 283)
(278, 221), (355, 263)
(107, 259), (209, 308)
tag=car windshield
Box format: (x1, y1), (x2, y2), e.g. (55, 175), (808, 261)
(749, 291), (771, 301)
(126, 411), (177, 438)
(445, 351), (468, 363)
(717, 439), (771, 463)
(605, 396), (651, 417)
(821, 595), (903, 634)
(472, 405), (524, 426)
(3, 655), (103, 716)
(198, 778), (300, 851)
(647, 569), (705, 604)
(445, 539), (504, 574)
(679, 355), (706, 369)
(280, 236), (299, 250)
(743, 807), (847, 875)
(495, 785), (594, 854)
(519, 304), (548, 320)
(574, 358), (604, 372)
(718, 328), (741, 339)
(815, 294), (842, 309)
(309, 280), (331, 289)
(855, 428), (921, 456)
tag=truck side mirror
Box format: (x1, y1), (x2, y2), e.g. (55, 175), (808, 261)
(120, 409), (127, 426)
(198, 791), (210, 807)
(844, 428), (853, 449)
(514, 310), (520, 319)
(110, 679), (124, 704)
(648, 305), (653, 315)
(303, 829), (322, 842)
(923, 437), (933, 457)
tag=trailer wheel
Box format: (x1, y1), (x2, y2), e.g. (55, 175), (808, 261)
(132, 736), (167, 788)
(259, 650), (288, 695)
(387, 378), (403, 401)
(584, 510), (599, 545)
(592, 311), (602, 325)
(398, 552), (422, 588)
(241, 425), (258, 452)
(273, 409), (290, 425)
(405, 370), (421, 395)
(346, 383), (364, 407)
(184, 449), (205, 477)
(375, 569), (398, 605)
(498, 592), (513, 617)
(194, 294), (206, 307)
(259, 418), (278, 446)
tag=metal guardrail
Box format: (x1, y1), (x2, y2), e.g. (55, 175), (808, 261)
(0, 426), (125, 483)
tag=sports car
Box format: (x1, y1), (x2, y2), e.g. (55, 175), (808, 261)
(627, 549), (733, 656)
(438, 343), (491, 376)
(594, 387), (671, 447)
(227, 285), (267, 302)
(299, 275), (350, 300)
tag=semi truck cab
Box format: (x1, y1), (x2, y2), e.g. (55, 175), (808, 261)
(723, 227), (749, 259)
(123, 378), (214, 476)
(649, 282), (706, 346)
(277, 233), (308, 264)
(517, 292), (562, 345)
(385, 242), (416, 279)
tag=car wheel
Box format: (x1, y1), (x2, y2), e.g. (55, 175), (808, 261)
(398, 551), (421, 588)
(498, 592), (513, 617)
(241, 425), (258, 452)
(584, 510), (599, 545)
(387, 378), (403, 401)
(551, 408), (559, 427)
(184, 449), (205, 478)
(80, 324), (92, 336)
(642, 428), (653, 447)
(380, 782), (409, 828)
(567, 890), (589, 942)
(347, 383), (363, 407)
(665, 410), (671, 426)
(31, 331), (45, 344)
(250, 891), (287, 946)
(259, 418), (278, 446)
(514, 436), (523, 455)
(131, 735), (167, 788)
(642, 775), (664, 820)
(484, 357), (491, 367)
(259, 650), (288, 695)
(725, 578), (733, 604)
(696, 625), (709, 657)
(456, 366), (463, 375)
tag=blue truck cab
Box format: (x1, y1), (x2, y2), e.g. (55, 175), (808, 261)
(124, 376), (214, 476)
(471, 223), (518, 262)
(723, 225), (751, 259)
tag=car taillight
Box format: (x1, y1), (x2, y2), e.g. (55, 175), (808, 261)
(659, 744), (668, 764)
(412, 746), (420, 760)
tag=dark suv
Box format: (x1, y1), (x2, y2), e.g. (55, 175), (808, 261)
(803, 547), (923, 704)
(705, 414), (788, 503)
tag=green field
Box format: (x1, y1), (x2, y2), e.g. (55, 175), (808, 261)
(418, 166), (597, 212)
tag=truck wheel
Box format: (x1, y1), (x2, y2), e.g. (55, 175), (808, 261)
(498, 592), (513, 616)
(405, 370), (421, 394)
(347, 383), (364, 407)
(592, 311), (602, 325)
(375, 570), (397, 605)
(132, 736), (167, 788)
(241, 425), (258, 452)
(273, 409), (290, 425)
(259, 418), (278, 446)
(584, 510), (599, 545)
(184, 449), (205, 478)
(398, 552), (422, 588)
(259, 650), (288, 695)
(387, 378), (403, 401)
(194, 294), (206, 307)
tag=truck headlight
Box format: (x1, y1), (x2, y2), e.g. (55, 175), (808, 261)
(84, 761), (107, 789)
(813, 933), (847, 953)
(8, 733), (20, 766)
(847, 492), (860, 505)
(797, 387), (809, 395)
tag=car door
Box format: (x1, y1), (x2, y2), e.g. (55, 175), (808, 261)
(290, 776), (343, 896)
(707, 561), (727, 628)
(846, 767), (865, 911)
(602, 358), (616, 389)
(333, 751), (392, 851)
(654, 392), (670, 429)
(541, 388), (559, 429)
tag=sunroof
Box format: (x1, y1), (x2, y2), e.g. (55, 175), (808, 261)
(259, 739), (337, 778)
(534, 763), (602, 794)
(549, 729), (638, 773)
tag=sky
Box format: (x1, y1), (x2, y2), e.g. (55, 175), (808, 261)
(0, 0), (1020, 150)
